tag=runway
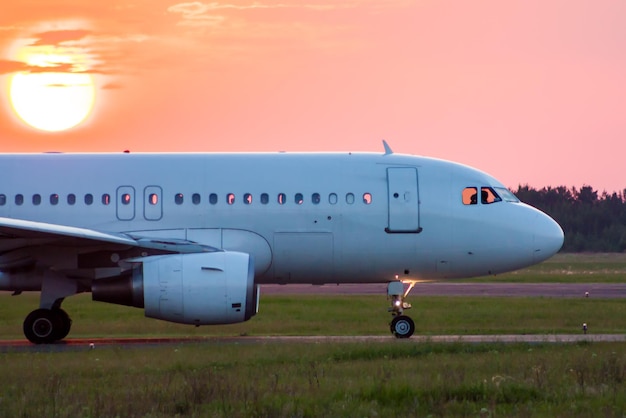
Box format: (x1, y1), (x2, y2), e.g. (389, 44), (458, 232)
(1, 333), (624, 353)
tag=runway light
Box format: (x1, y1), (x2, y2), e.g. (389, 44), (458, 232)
(585, 292), (589, 298)
(89, 342), (95, 349)
(582, 323), (588, 334)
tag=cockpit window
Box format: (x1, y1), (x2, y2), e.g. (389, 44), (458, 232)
(462, 187), (478, 205)
(480, 187), (502, 204)
(494, 187), (519, 202)
(463, 186), (506, 205)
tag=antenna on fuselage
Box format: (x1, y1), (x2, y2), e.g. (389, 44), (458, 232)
(382, 140), (393, 155)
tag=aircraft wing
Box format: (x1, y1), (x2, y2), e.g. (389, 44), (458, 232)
(0, 216), (136, 246)
(0, 216), (214, 253)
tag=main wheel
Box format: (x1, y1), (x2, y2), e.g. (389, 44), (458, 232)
(390, 315), (415, 339)
(23, 309), (63, 344)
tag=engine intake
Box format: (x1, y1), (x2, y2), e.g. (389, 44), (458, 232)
(92, 252), (258, 325)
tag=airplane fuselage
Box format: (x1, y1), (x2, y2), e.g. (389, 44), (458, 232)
(0, 152), (563, 286)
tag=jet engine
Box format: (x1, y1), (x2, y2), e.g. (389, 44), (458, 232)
(92, 251), (258, 325)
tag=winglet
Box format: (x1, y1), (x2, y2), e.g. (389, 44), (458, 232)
(382, 140), (393, 155)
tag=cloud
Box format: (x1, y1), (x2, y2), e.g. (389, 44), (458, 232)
(166, 2), (352, 27)
(46, 82), (92, 88)
(29, 29), (92, 46)
(0, 59), (26, 74)
(0, 58), (98, 75)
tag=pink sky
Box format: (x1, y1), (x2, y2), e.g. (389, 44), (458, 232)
(1, 1), (625, 193)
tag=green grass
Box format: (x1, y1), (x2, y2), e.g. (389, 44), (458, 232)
(1, 292), (624, 339)
(469, 253), (626, 283)
(2, 341), (626, 417)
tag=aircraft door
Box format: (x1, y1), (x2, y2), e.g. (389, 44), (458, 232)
(116, 186), (136, 221)
(386, 167), (422, 233)
(144, 186), (163, 221)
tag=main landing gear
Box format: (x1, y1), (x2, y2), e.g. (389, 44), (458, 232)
(23, 308), (72, 344)
(388, 281), (416, 338)
(23, 270), (77, 344)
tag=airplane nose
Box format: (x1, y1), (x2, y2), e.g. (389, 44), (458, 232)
(532, 212), (564, 263)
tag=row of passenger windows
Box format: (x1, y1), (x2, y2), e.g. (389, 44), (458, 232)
(0, 193), (112, 206)
(171, 192), (373, 206)
(0, 192), (374, 207)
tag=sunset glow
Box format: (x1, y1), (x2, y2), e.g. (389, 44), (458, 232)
(1, 2), (625, 192)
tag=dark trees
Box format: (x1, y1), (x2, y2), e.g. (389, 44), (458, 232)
(514, 185), (626, 252)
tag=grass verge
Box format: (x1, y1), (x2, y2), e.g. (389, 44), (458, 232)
(2, 341), (626, 417)
(1, 292), (623, 339)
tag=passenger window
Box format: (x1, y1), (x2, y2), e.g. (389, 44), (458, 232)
(481, 187), (502, 204)
(67, 194), (76, 205)
(260, 193), (269, 204)
(227, 193), (235, 205)
(329, 193), (338, 205)
(192, 193), (201, 205)
(462, 187), (478, 205)
(15, 194), (24, 205)
(121, 193), (131, 205)
(102, 194), (110, 205)
(85, 194), (93, 205)
(50, 194), (59, 205)
(209, 193), (218, 205)
(175, 193), (184, 205)
(32, 194), (41, 205)
(295, 193), (303, 205)
(363, 193), (372, 204)
(149, 193), (159, 205)
(278, 193), (286, 205)
(312, 193), (321, 204)
(346, 193), (355, 204)
(0, 194), (5, 206)
(244, 193), (252, 204)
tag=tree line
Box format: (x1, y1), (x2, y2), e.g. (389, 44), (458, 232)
(514, 185), (626, 252)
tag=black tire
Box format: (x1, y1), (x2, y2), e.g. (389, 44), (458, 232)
(53, 308), (72, 341)
(390, 315), (415, 339)
(23, 309), (63, 344)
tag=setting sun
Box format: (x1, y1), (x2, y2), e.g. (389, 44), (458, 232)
(9, 51), (95, 132)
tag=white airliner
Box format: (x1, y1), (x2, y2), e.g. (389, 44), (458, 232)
(0, 142), (563, 343)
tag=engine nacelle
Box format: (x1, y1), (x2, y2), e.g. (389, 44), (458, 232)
(92, 252), (258, 325)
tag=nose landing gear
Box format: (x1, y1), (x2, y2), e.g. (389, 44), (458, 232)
(388, 281), (416, 338)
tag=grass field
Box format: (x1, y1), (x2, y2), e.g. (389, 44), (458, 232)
(1, 293), (625, 339)
(475, 253), (626, 283)
(1, 253), (625, 417)
(2, 341), (626, 417)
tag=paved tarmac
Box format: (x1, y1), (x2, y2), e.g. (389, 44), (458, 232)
(261, 283), (626, 298)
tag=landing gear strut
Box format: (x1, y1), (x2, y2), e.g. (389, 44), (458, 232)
(388, 281), (415, 338)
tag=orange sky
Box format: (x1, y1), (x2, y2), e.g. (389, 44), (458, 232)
(1, 1), (625, 193)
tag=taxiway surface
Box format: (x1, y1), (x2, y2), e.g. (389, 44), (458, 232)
(261, 283), (626, 298)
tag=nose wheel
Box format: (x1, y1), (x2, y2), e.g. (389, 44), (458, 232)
(390, 315), (415, 338)
(388, 281), (416, 338)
